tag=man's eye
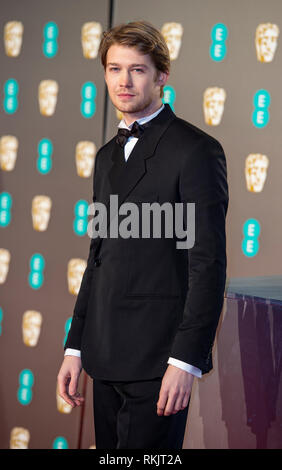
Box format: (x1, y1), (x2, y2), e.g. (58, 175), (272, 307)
(133, 68), (144, 73)
(110, 67), (119, 71)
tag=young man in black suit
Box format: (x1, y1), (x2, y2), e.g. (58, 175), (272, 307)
(57, 20), (228, 449)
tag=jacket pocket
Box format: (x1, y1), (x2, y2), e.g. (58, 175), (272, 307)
(125, 239), (181, 298)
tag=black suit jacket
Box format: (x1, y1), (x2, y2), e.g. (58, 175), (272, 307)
(64, 104), (229, 381)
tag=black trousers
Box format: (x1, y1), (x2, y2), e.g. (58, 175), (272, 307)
(93, 377), (190, 449)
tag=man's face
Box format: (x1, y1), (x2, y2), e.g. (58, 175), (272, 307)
(104, 44), (168, 118)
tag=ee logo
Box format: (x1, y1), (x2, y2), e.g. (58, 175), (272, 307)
(53, 436), (69, 449)
(0, 192), (12, 227)
(210, 23), (228, 61)
(73, 200), (89, 236)
(43, 22), (59, 58)
(252, 89), (271, 128)
(3, 78), (19, 114)
(0, 307), (3, 336)
(17, 369), (34, 405)
(37, 138), (53, 174)
(28, 253), (45, 289)
(242, 218), (260, 257)
(80, 82), (96, 118)
(63, 318), (72, 347)
(162, 85), (176, 111)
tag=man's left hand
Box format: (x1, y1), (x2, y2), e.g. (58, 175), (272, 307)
(157, 364), (194, 416)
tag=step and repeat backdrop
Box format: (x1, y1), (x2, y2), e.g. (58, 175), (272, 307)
(0, 0), (281, 449)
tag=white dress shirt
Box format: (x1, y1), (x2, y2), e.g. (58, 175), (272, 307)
(65, 103), (202, 379)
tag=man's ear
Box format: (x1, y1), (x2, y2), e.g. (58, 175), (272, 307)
(156, 71), (170, 87)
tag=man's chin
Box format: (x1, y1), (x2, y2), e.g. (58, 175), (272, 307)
(115, 103), (140, 114)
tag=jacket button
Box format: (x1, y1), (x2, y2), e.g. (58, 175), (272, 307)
(94, 257), (101, 267)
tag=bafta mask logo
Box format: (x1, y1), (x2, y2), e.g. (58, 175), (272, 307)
(255, 23), (279, 62)
(203, 87), (226, 126)
(31, 195), (52, 231)
(245, 153), (269, 193)
(38, 80), (58, 116)
(4, 21), (24, 57)
(0, 135), (18, 171)
(116, 108), (123, 121)
(0, 248), (10, 284)
(67, 258), (87, 295)
(161, 22), (183, 60)
(22, 310), (42, 347)
(56, 383), (72, 413)
(81, 22), (102, 59)
(10, 427), (30, 449)
(76, 141), (96, 178)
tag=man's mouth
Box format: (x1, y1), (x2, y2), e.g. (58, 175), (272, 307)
(117, 93), (135, 97)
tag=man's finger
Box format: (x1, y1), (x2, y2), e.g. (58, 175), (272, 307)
(156, 387), (168, 416)
(173, 389), (185, 413)
(163, 390), (177, 416)
(59, 385), (76, 407)
(57, 375), (74, 406)
(68, 373), (79, 397)
(181, 391), (190, 409)
(72, 392), (85, 406)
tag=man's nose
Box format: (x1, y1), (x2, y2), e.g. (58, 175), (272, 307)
(119, 70), (132, 87)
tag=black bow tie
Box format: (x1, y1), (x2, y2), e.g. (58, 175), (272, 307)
(116, 121), (145, 147)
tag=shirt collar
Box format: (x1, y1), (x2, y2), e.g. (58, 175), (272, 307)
(118, 103), (165, 130)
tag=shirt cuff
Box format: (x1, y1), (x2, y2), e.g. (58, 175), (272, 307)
(64, 348), (81, 358)
(167, 357), (202, 378)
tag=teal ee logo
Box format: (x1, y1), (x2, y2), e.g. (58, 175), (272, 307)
(0, 307), (3, 336)
(242, 218), (260, 257)
(80, 82), (96, 118)
(43, 22), (59, 58)
(252, 89), (270, 128)
(73, 199), (89, 236)
(210, 23), (228, 61)
(162, 85), (176, 111)
(0, 192), (12, 227)
(3, 78), (19, 114)
(37, 138), (53, 174)
(17, 369), (34, 405)
(53, 436), (69, 449)
(63, 318), (72, 347)
(28, 253), (45, 289)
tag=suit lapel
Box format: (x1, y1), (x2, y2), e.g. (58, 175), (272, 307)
(109, 103), (176, 203)
(95, 104), (176, 249)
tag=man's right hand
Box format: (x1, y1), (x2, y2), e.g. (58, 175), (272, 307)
(57, 356), (85, 408)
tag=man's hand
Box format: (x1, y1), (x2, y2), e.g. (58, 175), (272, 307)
(57, 356), (84, 408)
(157, 364), (194, 416)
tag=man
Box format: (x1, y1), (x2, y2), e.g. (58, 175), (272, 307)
(57, 20), (228, 449)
